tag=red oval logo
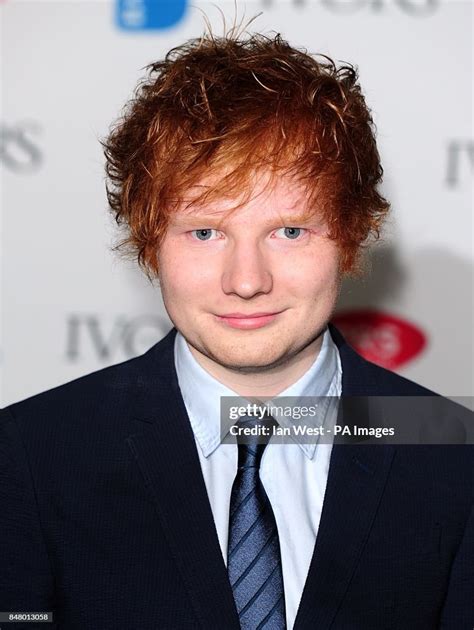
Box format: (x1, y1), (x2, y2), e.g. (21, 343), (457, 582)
(331, 310), (427, 370)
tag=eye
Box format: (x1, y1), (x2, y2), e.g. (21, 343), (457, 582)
(274, 227), (305, 240)
(191, 229), (220, 241)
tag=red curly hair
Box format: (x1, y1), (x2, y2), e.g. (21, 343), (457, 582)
(103, 32), (389, 279)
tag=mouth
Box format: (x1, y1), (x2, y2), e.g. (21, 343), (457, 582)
(215, 311), (283, 330)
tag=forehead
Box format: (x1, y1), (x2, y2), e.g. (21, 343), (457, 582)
(173, 171), (316, 224)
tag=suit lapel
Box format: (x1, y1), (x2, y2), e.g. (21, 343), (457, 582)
(293, 443), (395, 629)
(126, 328), (240, 630)
(293, 324), (396, 629)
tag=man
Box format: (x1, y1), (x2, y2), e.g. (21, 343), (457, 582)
(1, 32), (473, 630)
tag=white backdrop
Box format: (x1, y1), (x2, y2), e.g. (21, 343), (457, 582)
(1, 0), (473, 406)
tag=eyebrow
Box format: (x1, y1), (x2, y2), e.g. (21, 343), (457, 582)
(169, 212), (320, 228)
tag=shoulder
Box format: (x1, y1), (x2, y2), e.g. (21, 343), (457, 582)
(328, 322), (437, 396)
(356, 356), (437, 396)
(1, 327), (178, 436)
(0, 355), (139, 444)
(332, 325), (473, 479)
(6, 352), (136, 411)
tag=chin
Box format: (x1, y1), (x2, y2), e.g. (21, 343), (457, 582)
(205, 342), (293, 373)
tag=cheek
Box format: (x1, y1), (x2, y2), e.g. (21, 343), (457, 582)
(158, 243), (217, 299)
(276, 247), (340, 294)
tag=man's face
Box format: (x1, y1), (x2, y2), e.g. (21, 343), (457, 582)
(157, 172), (342, 373)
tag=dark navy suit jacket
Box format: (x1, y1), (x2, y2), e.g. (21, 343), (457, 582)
(1, 324), (473, 629)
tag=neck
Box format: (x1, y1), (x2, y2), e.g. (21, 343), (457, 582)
(186, 333), (324, 398)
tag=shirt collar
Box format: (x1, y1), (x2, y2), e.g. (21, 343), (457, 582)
(174, 326), (342, 460)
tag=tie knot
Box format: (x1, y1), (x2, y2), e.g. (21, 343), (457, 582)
(234, 414), (277, 471)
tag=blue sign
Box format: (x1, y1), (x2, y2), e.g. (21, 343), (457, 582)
(116, 0), (187, 31)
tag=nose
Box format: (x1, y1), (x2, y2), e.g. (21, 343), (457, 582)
(221, 240), (273, 298)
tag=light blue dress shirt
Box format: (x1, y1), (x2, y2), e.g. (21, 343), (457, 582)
(174, 326), (342, 629)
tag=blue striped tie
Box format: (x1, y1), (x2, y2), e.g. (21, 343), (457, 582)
(227, 415), (287, 629)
